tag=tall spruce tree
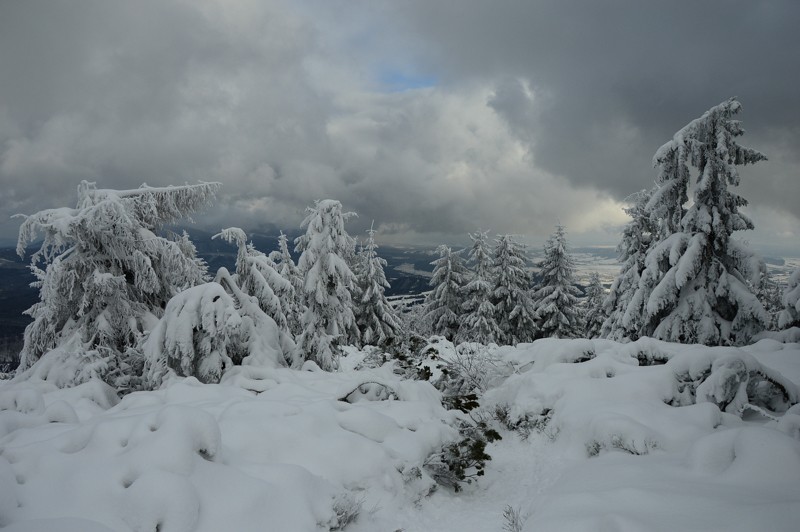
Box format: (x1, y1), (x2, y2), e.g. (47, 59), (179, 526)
(355, 223), (404, 347)
(583, 272), (606, 339)
(457, 230), (501, 344)
(295, 200), (359, 370)
(15, 180), (219, 386)
(636, 98), (768, 345)
(425, 245), (468, 341)
(532, 225), (581, 339)
(491, 234), (536, 345)
(601, 189), (656, 341)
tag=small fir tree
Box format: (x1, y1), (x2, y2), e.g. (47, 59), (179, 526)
(582, 272), (606, 339)
(457, 230), (500, 344)
(491, 234), (536, 345)
(355, 223), (404, 347)
(143, 267), (295, 388)
(756, 270), (784, 331)
(213, 227), (294, 333)
(779, 266), (800, 330)
(294, 200), (359, 370)
(601, 189), (656, 341)
(425, 245), (468, 341)
(269, 231), (305, 336)
(636, 98), (768, 345)
(532, 225), (581, 339)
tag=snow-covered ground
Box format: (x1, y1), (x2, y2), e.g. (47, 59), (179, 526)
(1, 337), (799, 531)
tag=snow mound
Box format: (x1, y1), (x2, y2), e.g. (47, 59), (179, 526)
(0, 363), (457, 531)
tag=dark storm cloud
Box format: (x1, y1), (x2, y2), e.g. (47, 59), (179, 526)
(1, 0), (798, 248)
(367, 0), (800, 214)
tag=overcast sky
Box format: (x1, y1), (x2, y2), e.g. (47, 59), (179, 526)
(1, 0), (799, 253)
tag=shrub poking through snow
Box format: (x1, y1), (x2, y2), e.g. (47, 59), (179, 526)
(586, 434), (660, 457)
(328, 492), (365, 531)
(424, 419), (501, 492)
(494, 404), (554, 440)
(502, 505), (527, 532)
(666, 350), (797, 414)
(434, 343), (507, 397)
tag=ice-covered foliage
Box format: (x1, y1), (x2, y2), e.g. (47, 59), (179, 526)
(418, 337), (511, 399)
(425, 245), (468, 341)
(491, 235), (536, 345)
(601, 189), (656, 341)
(213, 227), (293, 332)
(295, 200), (359, 370)
(14, 181), (218, 387)
(779, 266), (800, 329)
(753, 270), (783, 331)
(582, 272), (606, 339)
(355, 224), (404, 347)
(457, 230), (501, 344)
(269, 231), (305, 336)
(635, 98), (768, 345)
(532, 225), (581, 339)
(142, 269), (293, 388)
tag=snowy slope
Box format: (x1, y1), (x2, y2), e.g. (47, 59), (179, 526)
(1, 338), (799, 531)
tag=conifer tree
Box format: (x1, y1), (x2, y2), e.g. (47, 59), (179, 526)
(636, 98), (768, 345)
(583, 272), (606, 339)
(532, 225), (581, 338)
(601, 189), (656, 341)
(457, 230), (500, 344)
(15, 180), (219, 386)
(355, 223), (404, 346)
(213, 227), (293, 332)
(491, 234), (536, 345)
(294, 200), (358, 370)
(269, 231), (305, 336)
(779, 266), (800, 330)
(425, 245), (468, 341)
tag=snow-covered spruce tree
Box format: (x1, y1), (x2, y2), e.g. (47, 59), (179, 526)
(532, 225), (581, 339)
(354, 223), (404, 347)
(582, 272), (606, 339)
(213, 227), (293, 332)
(425, 245), (468, 341)
(779, 266), (800, 330)
(491, 234), (536, 345)
(143, 267), (295, 387)
(457, 230), (500, 344)
(600, 189), (656, 341)
(15, 180), (219, 387)
(637, 98), (768, 345)
(269, 231), (305, 336)
(294, 200), (359, 370)
(756, 270), (784, 330)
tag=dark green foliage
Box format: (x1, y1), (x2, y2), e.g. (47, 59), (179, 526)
(424, 420), (501, 492)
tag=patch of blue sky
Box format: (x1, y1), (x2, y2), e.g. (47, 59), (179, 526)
(376, 67), (437, 92)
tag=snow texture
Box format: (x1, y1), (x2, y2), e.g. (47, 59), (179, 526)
(3, 337), (799, 531)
